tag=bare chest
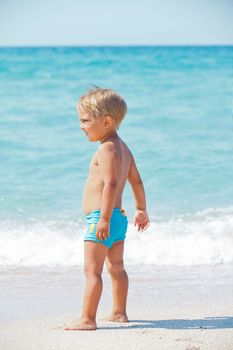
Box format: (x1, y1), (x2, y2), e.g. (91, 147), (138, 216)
(88, 153), (101, 179)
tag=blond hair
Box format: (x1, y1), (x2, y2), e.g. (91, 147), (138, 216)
(77, 88), (127, 126)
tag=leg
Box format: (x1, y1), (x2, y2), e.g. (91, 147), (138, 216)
(105, 240), (129, 322)
(65, 241), (108, 330)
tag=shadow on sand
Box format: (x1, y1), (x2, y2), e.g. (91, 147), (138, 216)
(99, 316), (233, 330)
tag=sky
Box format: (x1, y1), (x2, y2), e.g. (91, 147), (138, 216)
(0, 0), (232, 46)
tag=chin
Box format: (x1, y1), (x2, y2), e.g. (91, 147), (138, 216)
(88, 135), (99, 142)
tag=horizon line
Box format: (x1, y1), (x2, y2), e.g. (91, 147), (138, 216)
(0, 43), (233, 49)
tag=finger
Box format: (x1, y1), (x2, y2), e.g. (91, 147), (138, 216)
(138, 223), (145, 232)
(96, 230), (103, 240)
(145, 221), (150, 230)
(102, 231), (109, 241)
(141, 223), (147, 232)
(100, 231), (105, 240)
(140, 223), (148, 232)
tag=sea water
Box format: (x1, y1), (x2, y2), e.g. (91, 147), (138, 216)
(0, 46), (233, 267)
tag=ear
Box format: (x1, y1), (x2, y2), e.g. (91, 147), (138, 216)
(103, 115), (113, 128)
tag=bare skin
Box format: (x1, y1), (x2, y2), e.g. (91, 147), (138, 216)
(64, 112), (149, 331)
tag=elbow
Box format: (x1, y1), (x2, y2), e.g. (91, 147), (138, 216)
(130, 176), (143, 187)
(136, 177), (143, 185)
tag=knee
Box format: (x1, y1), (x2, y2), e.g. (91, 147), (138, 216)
(107, 260), (125, 277)
(84, 266), (103, 279)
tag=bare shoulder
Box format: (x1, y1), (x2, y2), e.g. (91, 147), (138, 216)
(97, 142), (118, 158)
(99, 141), (117, 152)
(96, 142), (118, 163)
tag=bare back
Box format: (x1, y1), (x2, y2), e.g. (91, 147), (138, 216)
(82, 137), (132, 214)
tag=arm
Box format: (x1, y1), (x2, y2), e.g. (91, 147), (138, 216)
(128, 155), (150, 232)
(96, 143), (118, 241)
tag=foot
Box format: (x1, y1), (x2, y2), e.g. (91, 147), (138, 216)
(64, 319), (97, 331)
(103, 312), (129, 323)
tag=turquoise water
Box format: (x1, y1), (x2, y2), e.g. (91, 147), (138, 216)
(0, 46), (233, 267)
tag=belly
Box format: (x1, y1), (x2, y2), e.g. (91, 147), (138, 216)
(82, 178), (103, 214)
(81, 177), (124, 215)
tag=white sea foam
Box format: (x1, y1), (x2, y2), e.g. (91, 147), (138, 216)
(0, 207), (233, 267)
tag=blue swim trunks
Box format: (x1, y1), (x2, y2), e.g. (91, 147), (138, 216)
(84, 208), (128, 248)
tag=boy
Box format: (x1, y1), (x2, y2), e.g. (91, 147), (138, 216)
(65, 88), (149, 331)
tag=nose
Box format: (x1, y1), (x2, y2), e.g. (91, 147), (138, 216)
(80, 122), (85, 130)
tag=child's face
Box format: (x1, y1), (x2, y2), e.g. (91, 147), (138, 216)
(79, 112), (106, 142)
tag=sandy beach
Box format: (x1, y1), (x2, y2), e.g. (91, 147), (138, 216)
(0, 265), (233, 350)
(1, 313), (233, 350)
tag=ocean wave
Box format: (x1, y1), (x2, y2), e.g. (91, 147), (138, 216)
(0, 207), (233, 267)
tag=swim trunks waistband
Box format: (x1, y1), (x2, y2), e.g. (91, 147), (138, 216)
(86, 207), (126, 217)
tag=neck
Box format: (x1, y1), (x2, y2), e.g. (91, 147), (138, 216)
(100, 129), (119, 143)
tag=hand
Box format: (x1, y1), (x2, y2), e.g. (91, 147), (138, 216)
(134, 209), (150, 232)
(96, 218), (110, 241)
